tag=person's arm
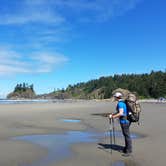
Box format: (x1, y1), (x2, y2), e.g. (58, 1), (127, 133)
(109, 108), (124, 119)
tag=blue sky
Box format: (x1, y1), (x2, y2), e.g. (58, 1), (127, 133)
(0, 0), (165, 97)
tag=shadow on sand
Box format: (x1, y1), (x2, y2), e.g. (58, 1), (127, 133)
(98, 143), (139, 166)
(98, 143), (124, 153)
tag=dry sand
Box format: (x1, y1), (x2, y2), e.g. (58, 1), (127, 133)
(0, 100), (165, 166)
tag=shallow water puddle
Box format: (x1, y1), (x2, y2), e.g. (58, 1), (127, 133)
(13, 131), (99, 166)
(60, 119), (81, 123)
(113, 160), (137, 166)
(113, 161), (126, 166)
(13, 130), (142, 166)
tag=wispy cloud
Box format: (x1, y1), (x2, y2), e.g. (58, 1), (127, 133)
(0, 0), (68, 52)
(0, 0), (141, 76)
(31, 52), (69, 73)
(0, 0), (142, 45)
(0, 12), (64, 25)
(37, 0), (142, 22)
(0, 47), (69, 75)
(0, 0), (64, 25)
(0, 0), (142, 25)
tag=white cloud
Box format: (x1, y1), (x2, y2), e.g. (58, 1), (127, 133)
(31, 52), (69, 72)
(0, 8), (64, 25)
(39, 0), (142, 22)
(0, 0), (141, 76)
(0, 0), (142, 49)
(0, 47), (69, 75)
(0, 0), (142, 25)
(0, 65), (30, 74)
(32, 53), (68, 64)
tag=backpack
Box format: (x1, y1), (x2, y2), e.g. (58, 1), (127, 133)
(112, 88), (141, 124)
(125, 93), (141, 124)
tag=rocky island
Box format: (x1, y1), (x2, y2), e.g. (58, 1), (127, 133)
(7, 83), (36, 99)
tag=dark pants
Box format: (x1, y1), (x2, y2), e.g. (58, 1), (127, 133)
(120, 123), (132, 153)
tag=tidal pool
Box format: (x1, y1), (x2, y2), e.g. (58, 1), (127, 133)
(113, 160), (138, 166)
(13, 131), (100, 166)
(13, 130), (142, 166)
(60, 119), (81, 123)
(113, 161), (126, 166)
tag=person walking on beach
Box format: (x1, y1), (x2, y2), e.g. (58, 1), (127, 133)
(109, 92), (132, 155)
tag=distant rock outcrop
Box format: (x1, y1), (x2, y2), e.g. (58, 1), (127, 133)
(7, 83), (36, 99)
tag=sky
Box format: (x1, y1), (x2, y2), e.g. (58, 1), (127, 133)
(0, 0), (165, 97)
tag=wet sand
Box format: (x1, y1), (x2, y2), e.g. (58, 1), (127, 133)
(0, 101), (165, 166)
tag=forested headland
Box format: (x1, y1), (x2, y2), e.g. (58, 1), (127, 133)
(7, 70), (166, 99)
(54, 70), (166, 99)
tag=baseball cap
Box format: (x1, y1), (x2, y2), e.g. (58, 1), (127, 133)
(113, 92), (123, 98)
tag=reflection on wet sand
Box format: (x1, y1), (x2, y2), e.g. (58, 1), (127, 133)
(113, 159), (138, 166)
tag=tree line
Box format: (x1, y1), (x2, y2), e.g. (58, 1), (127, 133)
(63, 70), (166, 99)
(14, 83), (34, 93)
(10, 70), (166, 99)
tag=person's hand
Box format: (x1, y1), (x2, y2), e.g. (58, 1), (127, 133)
(109, 114), (113, 119)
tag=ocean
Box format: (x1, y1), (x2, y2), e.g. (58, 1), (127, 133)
(0, 99), (50, 104)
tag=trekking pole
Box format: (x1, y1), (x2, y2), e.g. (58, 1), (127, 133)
(109, 118), (112, 154)
(112, 118), (116, 144)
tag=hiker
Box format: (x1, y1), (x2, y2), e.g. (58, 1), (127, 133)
(109, 92), (132, 155)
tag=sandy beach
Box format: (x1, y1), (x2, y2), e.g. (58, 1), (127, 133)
(0, 100), (165, 166)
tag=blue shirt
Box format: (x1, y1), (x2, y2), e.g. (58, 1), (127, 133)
(116, 100), (129, 124)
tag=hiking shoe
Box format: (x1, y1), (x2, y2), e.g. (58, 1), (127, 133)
(119, 147), (126, 153)
(122, 152), (132, 157)
(123, 148), (132, 154)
